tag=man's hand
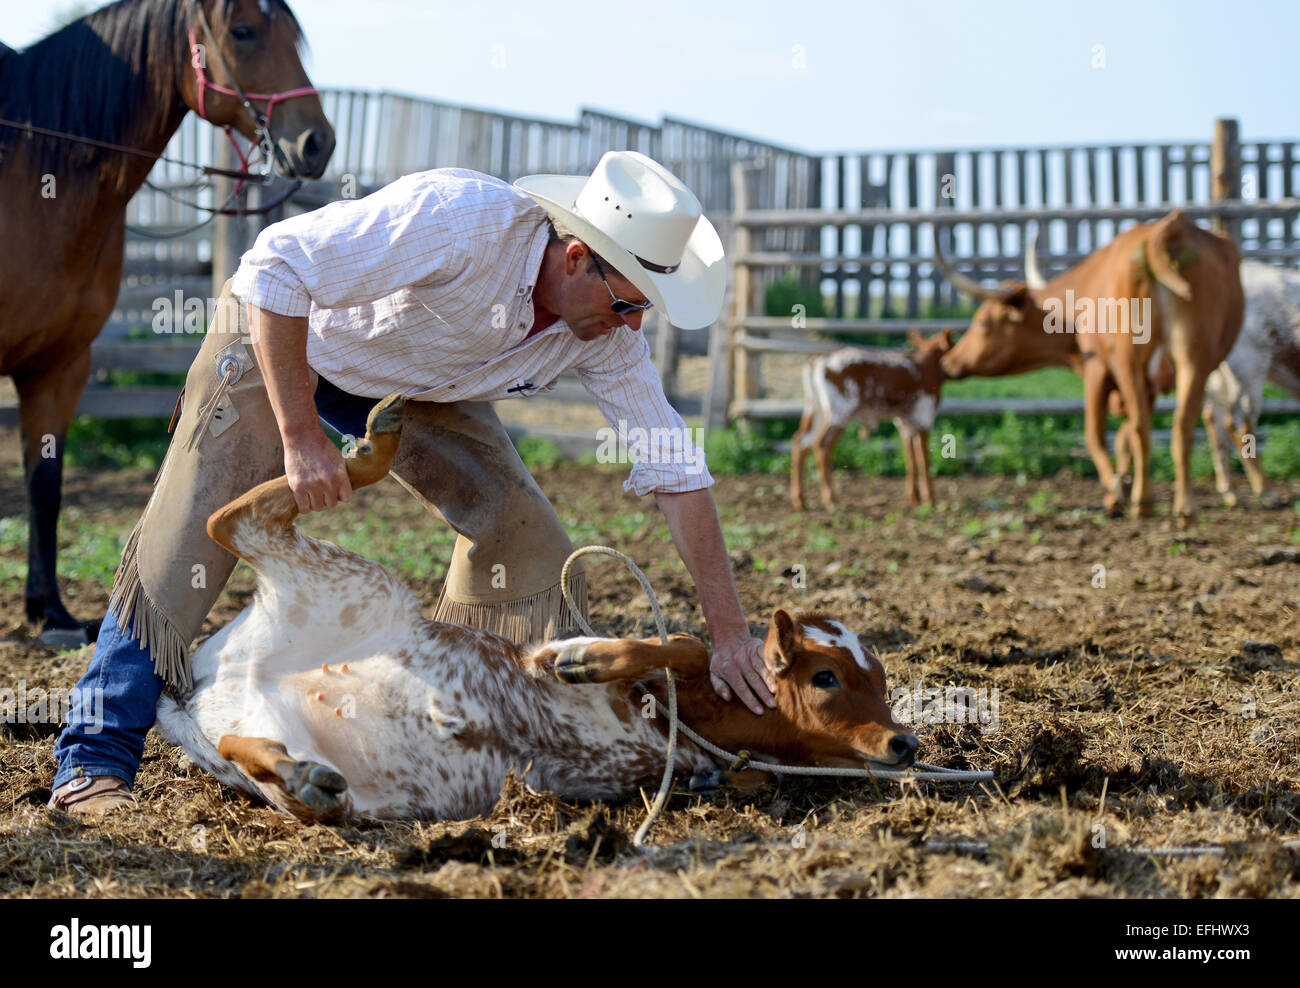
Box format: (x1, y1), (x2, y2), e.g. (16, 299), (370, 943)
(284, 427), (352, 513)
(709, 634), (775, 715)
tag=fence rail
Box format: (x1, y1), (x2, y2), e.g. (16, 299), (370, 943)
(28, 104), (1291, 456)
(717, 119), (1300, 433)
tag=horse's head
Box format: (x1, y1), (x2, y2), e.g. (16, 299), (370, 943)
(182, 0), (335, 179)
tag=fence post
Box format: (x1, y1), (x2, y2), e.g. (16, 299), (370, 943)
(652, 309), (681, 405)
(934, 151), (956, 313)
(729, 162), (762, 432)
(211, 135), (250, 297)
(1211, 117), (1241, 243)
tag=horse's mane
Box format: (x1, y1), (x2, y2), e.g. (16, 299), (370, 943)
(0, 0), (303, 174)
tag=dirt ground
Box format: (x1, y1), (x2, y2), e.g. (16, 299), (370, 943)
(2, 433), (1299, 898)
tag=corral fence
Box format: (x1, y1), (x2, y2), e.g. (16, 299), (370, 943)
(59, 94), (820, 446)
(31, 105), (1300, 452)
(719, 118), (1300, 431)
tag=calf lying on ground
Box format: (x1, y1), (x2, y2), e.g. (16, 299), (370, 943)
(157, 395), (918, 823)
(791, 329), (952, 510)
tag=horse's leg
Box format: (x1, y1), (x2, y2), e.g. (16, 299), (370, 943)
(13, 348), (92, 646)
(216, 736), (348, 821)
(525, 634), (711, 684)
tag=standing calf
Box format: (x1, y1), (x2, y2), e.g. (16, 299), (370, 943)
(1201, 261), (1300, 505)
(791, 329), (952, 510)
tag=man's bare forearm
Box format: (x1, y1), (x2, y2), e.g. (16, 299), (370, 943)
(655, 487), (751, 645)
(248, 306), (317, 442)
(247, 305), (351, 512)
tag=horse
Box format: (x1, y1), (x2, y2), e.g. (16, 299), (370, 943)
(0, 0), (334, 647)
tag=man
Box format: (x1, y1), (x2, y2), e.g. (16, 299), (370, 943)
(49, 151), (775, 813)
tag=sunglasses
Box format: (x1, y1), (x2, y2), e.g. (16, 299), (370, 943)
(588, 253), (654, 316)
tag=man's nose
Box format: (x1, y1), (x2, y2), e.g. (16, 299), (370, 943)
(622, 311), (644, 332)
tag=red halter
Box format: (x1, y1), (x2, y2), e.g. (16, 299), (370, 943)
(188, 5), (320, 176)
(188, 25), (320, 130)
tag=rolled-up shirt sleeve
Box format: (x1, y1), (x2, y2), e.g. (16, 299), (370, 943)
(577, 329), (714, 496)
(230, 172), (470, 316)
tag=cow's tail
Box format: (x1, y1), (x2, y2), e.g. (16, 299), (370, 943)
(1146, 210), (1194, 301)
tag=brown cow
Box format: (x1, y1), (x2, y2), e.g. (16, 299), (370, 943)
(155, 395), (918, 822)
(791, 329), (953, 510)
(936, 211), (1243, 524)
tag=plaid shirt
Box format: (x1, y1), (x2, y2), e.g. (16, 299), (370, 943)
(230, 168), (712, 495)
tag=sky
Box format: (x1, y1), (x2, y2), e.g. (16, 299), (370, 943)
(2, 0), (1296, 153)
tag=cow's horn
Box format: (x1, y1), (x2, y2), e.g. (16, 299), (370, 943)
(1024, 223), (1048, 290)
(932, 229), (1019, 302)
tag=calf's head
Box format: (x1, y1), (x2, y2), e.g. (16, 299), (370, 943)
(750, 609), (917, 768)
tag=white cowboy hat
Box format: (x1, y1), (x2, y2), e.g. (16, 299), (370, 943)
(515, 151), (726, 330)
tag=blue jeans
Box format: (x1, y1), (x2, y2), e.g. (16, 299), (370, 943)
(52, 378), (371, 790)
(52, 602), (165, 789)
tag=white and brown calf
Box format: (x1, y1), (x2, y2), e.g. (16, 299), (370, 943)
(791, 329), (952, 510)
(1200, 261), (1300, 505)
(156, 395), (918, 823)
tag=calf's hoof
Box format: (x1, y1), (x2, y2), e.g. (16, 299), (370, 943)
(1220, 489), (1239, 508)
(689, 770), (723, 794)
(1174, 510), (1196, 531)
(1129, 500), (1155, 519)
(281, 760), (348, 816)
(553, 639), (601, 683)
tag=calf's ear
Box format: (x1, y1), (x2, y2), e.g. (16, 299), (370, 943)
(764, 608), (799, 676)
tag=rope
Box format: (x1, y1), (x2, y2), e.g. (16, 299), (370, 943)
(558, 545), (994, 846)
(560, 546), (677, 847)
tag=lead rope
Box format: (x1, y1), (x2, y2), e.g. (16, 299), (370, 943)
(559, 545), (994, 847)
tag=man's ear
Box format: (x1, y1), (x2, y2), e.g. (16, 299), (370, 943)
(764, 608), (798, 677)
(563, 239), (589, 275)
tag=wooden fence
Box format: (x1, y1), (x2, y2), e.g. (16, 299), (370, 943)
(717, 118), (1300, 428)
(22, 102), (1297, 451)
(63, 93), (820, 436)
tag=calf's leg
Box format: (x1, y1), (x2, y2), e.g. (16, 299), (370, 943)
(814, 424), (845, 509)
(527, 634), (711, 684)
(1203, 403), (1237, 507)
(217, 736), (348, 820)
(1230, 419), (1267, 498)
(1082, 360), (1124, 515)
(915, 429), (934, 506)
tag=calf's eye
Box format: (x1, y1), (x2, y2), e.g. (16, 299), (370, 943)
(811, 671), (839, 689)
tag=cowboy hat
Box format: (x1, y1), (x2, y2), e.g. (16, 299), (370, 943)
(515, 151), (726, 330)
